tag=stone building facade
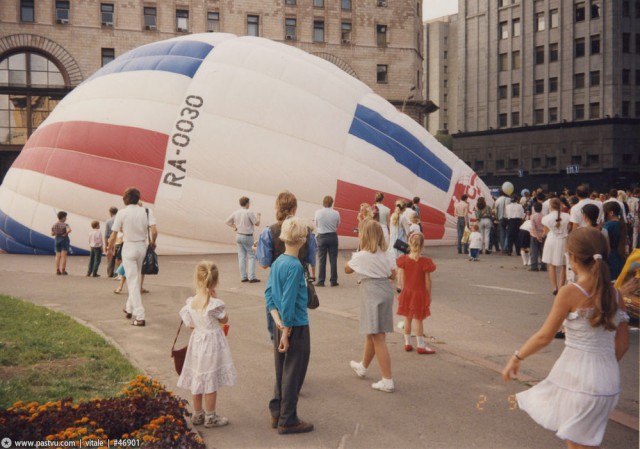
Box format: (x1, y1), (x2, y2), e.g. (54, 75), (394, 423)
(449, 0), (639, 191)
(0, 0), (425, 181)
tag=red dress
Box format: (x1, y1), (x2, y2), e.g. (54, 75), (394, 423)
(396, 255), (436, 320)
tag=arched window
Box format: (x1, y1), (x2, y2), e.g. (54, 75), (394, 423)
(0, 51), (69, 145)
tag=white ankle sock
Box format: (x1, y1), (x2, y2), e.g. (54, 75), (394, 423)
(416, 336), (425, 348)
(404, 334), (411, 345)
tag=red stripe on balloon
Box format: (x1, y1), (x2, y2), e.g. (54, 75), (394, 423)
(334, 180), (446, 240)
(13, 121), (168, 202)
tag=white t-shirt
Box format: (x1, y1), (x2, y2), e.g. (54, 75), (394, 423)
(347, 250), (395, 279)
(112, 204), (157, 243)
(468, 231), (483, 249)
(542, 212), (571, 237)
(376, 203), (391, 229)
(570, 198), (603, 227)
(506, 202), (525, 219)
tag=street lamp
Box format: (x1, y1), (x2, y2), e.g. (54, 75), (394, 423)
(401, 85), (416, 113)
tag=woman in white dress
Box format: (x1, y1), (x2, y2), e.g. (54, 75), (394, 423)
(502, 227), (629, 449)
(542, 198), (571, 295)
(388, 199), (410, 291)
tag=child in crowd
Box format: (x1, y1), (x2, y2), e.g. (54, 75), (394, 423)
(519, 218), (532, 267)
(87, 220), (103, 277)
(468, 224), (483, 261)
(113, 264), (126, 294)
(408, 211), (421, 235)
(177, 261), (236, 429)
(396, 232), (437, 354)
(266, 216), (314, 434)
(346, 219), (397, 393)
(51, 211), (71, 275)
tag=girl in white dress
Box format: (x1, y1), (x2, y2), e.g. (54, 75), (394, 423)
(502, 227), (629, 449)
(178, 261), (237, 428)
(542, 198), (571, 295)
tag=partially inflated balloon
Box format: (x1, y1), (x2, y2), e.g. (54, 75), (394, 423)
(0, 33), (491, 255)
(502, 182), (514, 196)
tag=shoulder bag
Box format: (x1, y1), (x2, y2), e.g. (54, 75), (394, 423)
(304, 265), (320, 309)
(171, 321), (187, 375)
(141, 208), (159, 275)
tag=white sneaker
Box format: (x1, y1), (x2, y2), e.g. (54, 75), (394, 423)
(350, 360), (367, 378)
(204, 412), (228, 428)
(371, 378), (395, 393)
(191, 411), (204, 426)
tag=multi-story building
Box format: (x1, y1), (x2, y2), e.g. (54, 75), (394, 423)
(448, 0), (640, 191)
(0, 0), (426, 181)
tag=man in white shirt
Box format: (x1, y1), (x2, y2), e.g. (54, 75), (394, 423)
(454, 194), (470, 254)
(494, 192), (510, 252)
(569, 185), (603, 232)
(226, 196), (261, 283)
(314, 195), (341, 287)
(505, 195), (525, 256)
(375, 192), (391, 244)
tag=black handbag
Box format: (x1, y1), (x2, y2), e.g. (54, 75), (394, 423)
(141, 208), (159, 275)
(304, 266), (319, 309)
(393, 239), (410, 254)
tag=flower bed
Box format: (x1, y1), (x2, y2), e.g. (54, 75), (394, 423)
(0, 376), (205, 449)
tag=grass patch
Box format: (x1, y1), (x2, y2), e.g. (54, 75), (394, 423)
(0, 295), (140, 408)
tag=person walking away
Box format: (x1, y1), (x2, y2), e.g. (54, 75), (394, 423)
(346, 220), (397, 393)
(374, 192), (391, 244)
(505, 195), (525, 256)
(494, 192), (510, 252)
(265, 217), (314, 434)
(178, 261), (236, 428)
(225, 196), (261, 283)
(602, 202), (628, 282)
(454, 194), (470, 254)
(396, 232), (436, 354)
(51, 211), (71, 275)
(529, 202), (545, 272)
(541, 198), (570, 295)
(104, 207), (118, 277)
(87, 220), (103, 277)
(108, 187), (158, 327)
(313, 195), (340, 287)
(468, 224), (482, 261)
(475, 196), (493, 254)
(519, 217), (532, 267)
(388, 199), (410, 291)
(502, 227), (629, 449)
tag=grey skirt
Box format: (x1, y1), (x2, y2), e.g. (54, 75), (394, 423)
(359, 277), (394, 334)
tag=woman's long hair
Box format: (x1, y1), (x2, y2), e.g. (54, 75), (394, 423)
(390, 200), (406, 226)
(550, 198), (562, 229)
(566, 228), (617, 330)
(476, 197), (486, 210)
(194, 261), (219, 313)
(602, 201), (628, 258)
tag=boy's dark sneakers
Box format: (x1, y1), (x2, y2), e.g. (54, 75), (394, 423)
(277, 420), (314, 435)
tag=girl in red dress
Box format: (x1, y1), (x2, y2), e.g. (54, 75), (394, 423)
(396, 232), (437, 354)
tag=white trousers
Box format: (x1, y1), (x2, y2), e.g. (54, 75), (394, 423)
(122, 241), (147, 320)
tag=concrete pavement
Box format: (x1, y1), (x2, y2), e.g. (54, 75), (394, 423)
(0, 247), (637, 449)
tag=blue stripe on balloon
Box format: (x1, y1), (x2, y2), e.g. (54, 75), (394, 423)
(88, 40), (214, 80)
(0, 209), (89, 256)
(348, 104), (452, 192)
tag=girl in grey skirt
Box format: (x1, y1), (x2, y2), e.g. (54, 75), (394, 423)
(345, 219), (397, 393)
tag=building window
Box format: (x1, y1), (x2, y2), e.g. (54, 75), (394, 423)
(636, 101), (640, 117)
(286, 0), (297, 5)
(500, 21), (509, 39)
(590, 70), (600, 86)
(342, 0), (352, 11)
(535, 46), (544, 64)
(499, 53), (508, 71)
(56, 1), (70, 23)
(534, 109), (544, 124)
(534, 79), (545, 95)
(571, 155), (583, 165)
(623, 1), (630, 16)
(498, 114), (508, 128)
(498, 85), (508, 99)
(314, 20), (325, 42)
(508, 158), (519, 169)
(285, 18), (296, 40)
(144, 7), (157, 29)
(546, 156), (557, 168)
(636, 69), (640, 85)
(535, 12), (545, 31)
(575, 38), (585, 57)
(0, 52), (66, 145)
(550, 9), (559, 28)
(636, 34), (640, 54)
(496, 159), (506, 170)
(512, 18), (521, 37)
(512, 83), (520, 98)
(474, 160), (484, 171)
(444, 65), (448, 73)
(549, 43), (559, 62)
(574, 104), (585, 120)
(511, 112), (520, 126)
(313, 0), (323, 7)
(512, 50), (521, 69)
(575, 2), (586, 21)
(176, 9), (189, 32)
(341, 22), (352, 43)
(247, 15), (259, 36)
(377, 64), (388, 83)
(20, 0), (34, 22)
(208, 12), (220, 32)
(377, 25), (387, 47)
(622, 101), (630, 117)
(101, 3), (114, 26)
(549, 77), (558, 92)
(589, 102), (600, 118)
(590, 35), (600, 54)
(637, 1), (640, 18)
(101, 48), (115, 66)
(532, 158), (542, 169)
(622, 69), (630, 85)
(622, 33), (630, 53)
(549, 107), (558, 123)
(444, 51), (448, 59)
(574, 73), (585, 88)
(591, 0), (601, 18)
